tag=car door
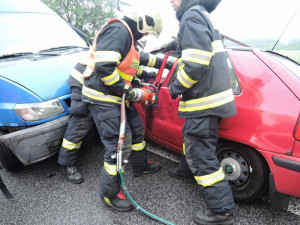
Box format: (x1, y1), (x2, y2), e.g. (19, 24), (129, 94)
(144, 50), (243, 154)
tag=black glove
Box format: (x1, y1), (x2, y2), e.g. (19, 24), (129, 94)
(131, 77), (143, 88)
(165, 60), (175, 70)
(122, 85), (135, 99)
(169, 86), (177, 99)
(139, 71), (156, 82)
(147, 71), (157, 79)
(161, 39), (177, 52)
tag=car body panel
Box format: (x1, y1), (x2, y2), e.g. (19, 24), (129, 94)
(0, 115), (69, 165)
(259, 150), (300, 197)
(0, 53), (83, 101)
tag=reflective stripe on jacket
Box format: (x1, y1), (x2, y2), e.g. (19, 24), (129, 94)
(171, 5), (236, 119)
(67, 62), (91, 89)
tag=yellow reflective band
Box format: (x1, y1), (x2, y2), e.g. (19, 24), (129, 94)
(82, 86), (122, 104)
(101, 69), (120, 86)
(104, 162), (117, 176)
(179, 89), (234, 112)
(181, 49), (213, 66)
(136, 67), (143, 76)
(195, 167), (225, 187)
(147, 54), (156, 67)
(212, 40), (225, 54)
(177, 68), (198, 89)
(183, 143), (186, 155)
(94, 51), (121, 63)
(118, 70), (134, 82)
(62, 138), (82, 150)
(177, 58), (184, 70)
(132, 141), (146, 151)
(70, 68), (84, 85)
(104, 197), (113, 207)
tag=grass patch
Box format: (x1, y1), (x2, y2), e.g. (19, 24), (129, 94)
(275, 50), (300, 64)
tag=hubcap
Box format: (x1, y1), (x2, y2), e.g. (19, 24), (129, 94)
(218, 150), (250, 187)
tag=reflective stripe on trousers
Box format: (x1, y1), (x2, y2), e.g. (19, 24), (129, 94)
(57, 113), (94, 166)
(182, 116), (235, 213)
(88, 104), (132, 198)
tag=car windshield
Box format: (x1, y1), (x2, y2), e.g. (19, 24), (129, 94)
(0, 13), (88, 57)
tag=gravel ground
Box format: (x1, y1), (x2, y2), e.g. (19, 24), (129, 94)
(0, 138), (299, 225)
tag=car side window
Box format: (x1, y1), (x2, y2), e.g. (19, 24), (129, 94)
(167, 54), (241, 95)
(226, 55), (241, 95)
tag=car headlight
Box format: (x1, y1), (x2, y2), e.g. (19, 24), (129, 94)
(14, 99), (65, 121)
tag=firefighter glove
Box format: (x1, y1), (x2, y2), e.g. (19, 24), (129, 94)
(161, 39), (177, 52)
(165, 60), (175, 70)
(132, 77), (143, 88)
(139, 71), (156, 82)
(169, 86), (177, 99)
(123, 85), (135, 99)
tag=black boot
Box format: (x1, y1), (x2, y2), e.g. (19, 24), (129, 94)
(194, 210), (234, 225)
(63, 165), (84, 184)
(168, 168), (195, 183)
(102, 191), (134, 212)
(133, 161), (161, 177)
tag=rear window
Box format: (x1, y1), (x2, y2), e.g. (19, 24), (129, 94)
(268, 52), (300, 79)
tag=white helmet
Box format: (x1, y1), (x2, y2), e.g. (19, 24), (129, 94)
(136, 10), (163, 36)
(117, 0), (163, 36)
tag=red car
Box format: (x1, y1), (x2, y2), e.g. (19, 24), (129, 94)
(135, 37), (300, 210)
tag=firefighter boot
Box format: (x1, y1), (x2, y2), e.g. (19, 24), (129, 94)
(63, 165), (84, 184)
(102, 191), (134, 212)
(168, 153), (195, 183)
(133, 161), (161, 177)
(194, 210), (234, 225)
(168, 168), (195, 183)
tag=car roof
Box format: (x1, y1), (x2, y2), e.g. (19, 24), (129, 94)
(0, 0), (56, 14)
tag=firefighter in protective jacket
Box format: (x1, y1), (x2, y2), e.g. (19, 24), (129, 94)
(168, 0), (236, 224)
(82, 9), (163, 211)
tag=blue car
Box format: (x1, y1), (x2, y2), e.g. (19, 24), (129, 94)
(0, 0), (90, 170)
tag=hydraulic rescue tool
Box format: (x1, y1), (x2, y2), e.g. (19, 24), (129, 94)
(115, 84), (174, 225)
(130, 83), (158, 106)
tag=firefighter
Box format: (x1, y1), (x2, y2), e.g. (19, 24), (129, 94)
(81, 8), (163, 211)
(57, 60), (94, 184)
(57, 56), (166, 185)
(168, 0), (237, 224)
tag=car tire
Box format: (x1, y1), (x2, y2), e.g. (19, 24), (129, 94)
(0, 142), (23, 171)
(216, 140), (269, 202)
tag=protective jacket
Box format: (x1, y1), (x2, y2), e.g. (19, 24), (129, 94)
(170, 3), (236, 119)
(82, 19), (139, 106)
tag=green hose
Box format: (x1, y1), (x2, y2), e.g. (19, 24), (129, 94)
(119, 171), (175, 225)
(118, 93), (175, 225)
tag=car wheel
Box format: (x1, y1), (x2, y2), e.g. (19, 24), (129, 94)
(0, 142), (23, 171)
(216, 140), (269, 202)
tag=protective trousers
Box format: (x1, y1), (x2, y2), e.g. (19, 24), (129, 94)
(183, 116), (235, 213)
(88, 103), (148, 198)
(127, 103), (148, 173)
(58, 87), (94, 166)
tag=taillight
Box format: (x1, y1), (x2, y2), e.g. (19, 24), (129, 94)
(295, 116), (300, 141)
